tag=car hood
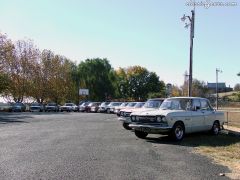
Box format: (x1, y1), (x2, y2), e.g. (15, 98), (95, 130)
(129, 107), (158, 113)
(13, 106), (22, 108)
(115, 106), (127, 110)
(61, 106), (72, 108)
(131, 109), (185, 116)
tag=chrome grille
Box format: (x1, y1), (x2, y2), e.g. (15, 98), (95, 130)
(132, 116), (157, 123)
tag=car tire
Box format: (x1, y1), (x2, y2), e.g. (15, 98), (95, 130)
(122, 123), (132, 130)
(211, 121), (220, 135)
(135, 130), (148, 139)
(171, 122), (185, 141)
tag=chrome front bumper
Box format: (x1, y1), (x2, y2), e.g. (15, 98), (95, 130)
(129, 124), (172, 133)
(118, 117), (131, 123)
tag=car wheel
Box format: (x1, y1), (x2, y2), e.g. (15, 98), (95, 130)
(211, 121), (220, 135)
(123, 123), (132, 130)
(135, 130), (148, 139)
(171, 122), (185, 141)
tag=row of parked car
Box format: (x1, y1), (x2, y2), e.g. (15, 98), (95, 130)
(0, 101), (145, 113)
(1, 97), (225, 141)
(114, 97), (225, 141)
(0, 102), (78, 112)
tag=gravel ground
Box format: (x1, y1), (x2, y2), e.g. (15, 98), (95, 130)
(0, 112), (230, 180)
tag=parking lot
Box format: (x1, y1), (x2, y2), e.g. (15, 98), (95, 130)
(0, 112), (229, 180)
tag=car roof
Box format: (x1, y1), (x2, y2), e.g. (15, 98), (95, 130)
(147, 98), (165, 101)
(165, 97), (208, 100)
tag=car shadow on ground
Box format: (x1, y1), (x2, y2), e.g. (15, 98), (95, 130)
(0, 113), (31, 124)
(145, 132), (240, 148)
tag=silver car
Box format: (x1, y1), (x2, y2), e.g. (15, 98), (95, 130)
(130, 97), (224, 141)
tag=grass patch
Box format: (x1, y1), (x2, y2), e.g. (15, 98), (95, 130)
(182, 133), (240, 177)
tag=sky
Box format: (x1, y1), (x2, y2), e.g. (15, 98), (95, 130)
(0, 0), (239, 88)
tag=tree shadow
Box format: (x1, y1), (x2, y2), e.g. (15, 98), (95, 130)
(0, 113), (30, 124)
(145, 132), (240, 148)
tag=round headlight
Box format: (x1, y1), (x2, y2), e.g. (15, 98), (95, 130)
(156, 116), (161, 122)
(161, 116), (167, 122)
(136, 116), (139, 121)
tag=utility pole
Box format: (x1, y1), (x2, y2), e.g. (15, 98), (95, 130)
(216, 68), (222, 109)
(181, 9), (195, 97)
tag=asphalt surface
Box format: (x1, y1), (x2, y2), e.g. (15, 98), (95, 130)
(0, 112), (230, 180)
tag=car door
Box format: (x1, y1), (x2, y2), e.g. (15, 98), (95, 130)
(191, 99), (205, 132)
(200, 99), (215, 130)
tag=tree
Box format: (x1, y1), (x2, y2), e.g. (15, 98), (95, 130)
(116, 66), (165, 100)
(0, 74), (9, 93)
(78, 58), (116, 101)
(115, 67), (129, 99)
(192, 79), (209, 97)
(7, 39), (39, 102)
(171, 85), (182, 97)
(180, 71), (189, 96)
(234, 83), (240, 91)
(0, 33), (15, 94)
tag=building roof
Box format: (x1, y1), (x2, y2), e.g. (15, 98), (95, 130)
(207, 83), (226, 89)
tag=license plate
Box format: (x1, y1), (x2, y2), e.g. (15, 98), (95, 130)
(139, 127), (151, 132)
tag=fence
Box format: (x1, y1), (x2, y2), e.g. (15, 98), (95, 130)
(223, 110), (240, 128)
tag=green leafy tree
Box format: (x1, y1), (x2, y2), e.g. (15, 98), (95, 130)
(116, 66), (165, 100)
(115, 68), (129, 99)
(78, 58), (116, 101)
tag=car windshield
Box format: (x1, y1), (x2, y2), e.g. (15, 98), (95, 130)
(82, 102), (89, 106)
(31, 103), (40, 106)
(88, 103), (94, 106)
(120, 102), (128, 107)
(92, 102), (100, 106)
(135, 102), (145, 108)
(143, 100), (161, 108)
(160, 98), (190, 110)
(101, 102), (110, 106)
(14, 103), (23, 106)
(127, 102), (136, 107)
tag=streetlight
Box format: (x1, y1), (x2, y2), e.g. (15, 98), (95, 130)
(216, 68), (222, 109)
(181, 9), (195, 97)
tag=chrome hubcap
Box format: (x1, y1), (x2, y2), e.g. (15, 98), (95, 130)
(175, 126), (183, 139)
(213, 124), (219, 134)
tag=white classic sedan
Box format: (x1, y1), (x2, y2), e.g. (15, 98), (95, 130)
(129, 97), (225, 141)
(60, 103), (78, 112)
